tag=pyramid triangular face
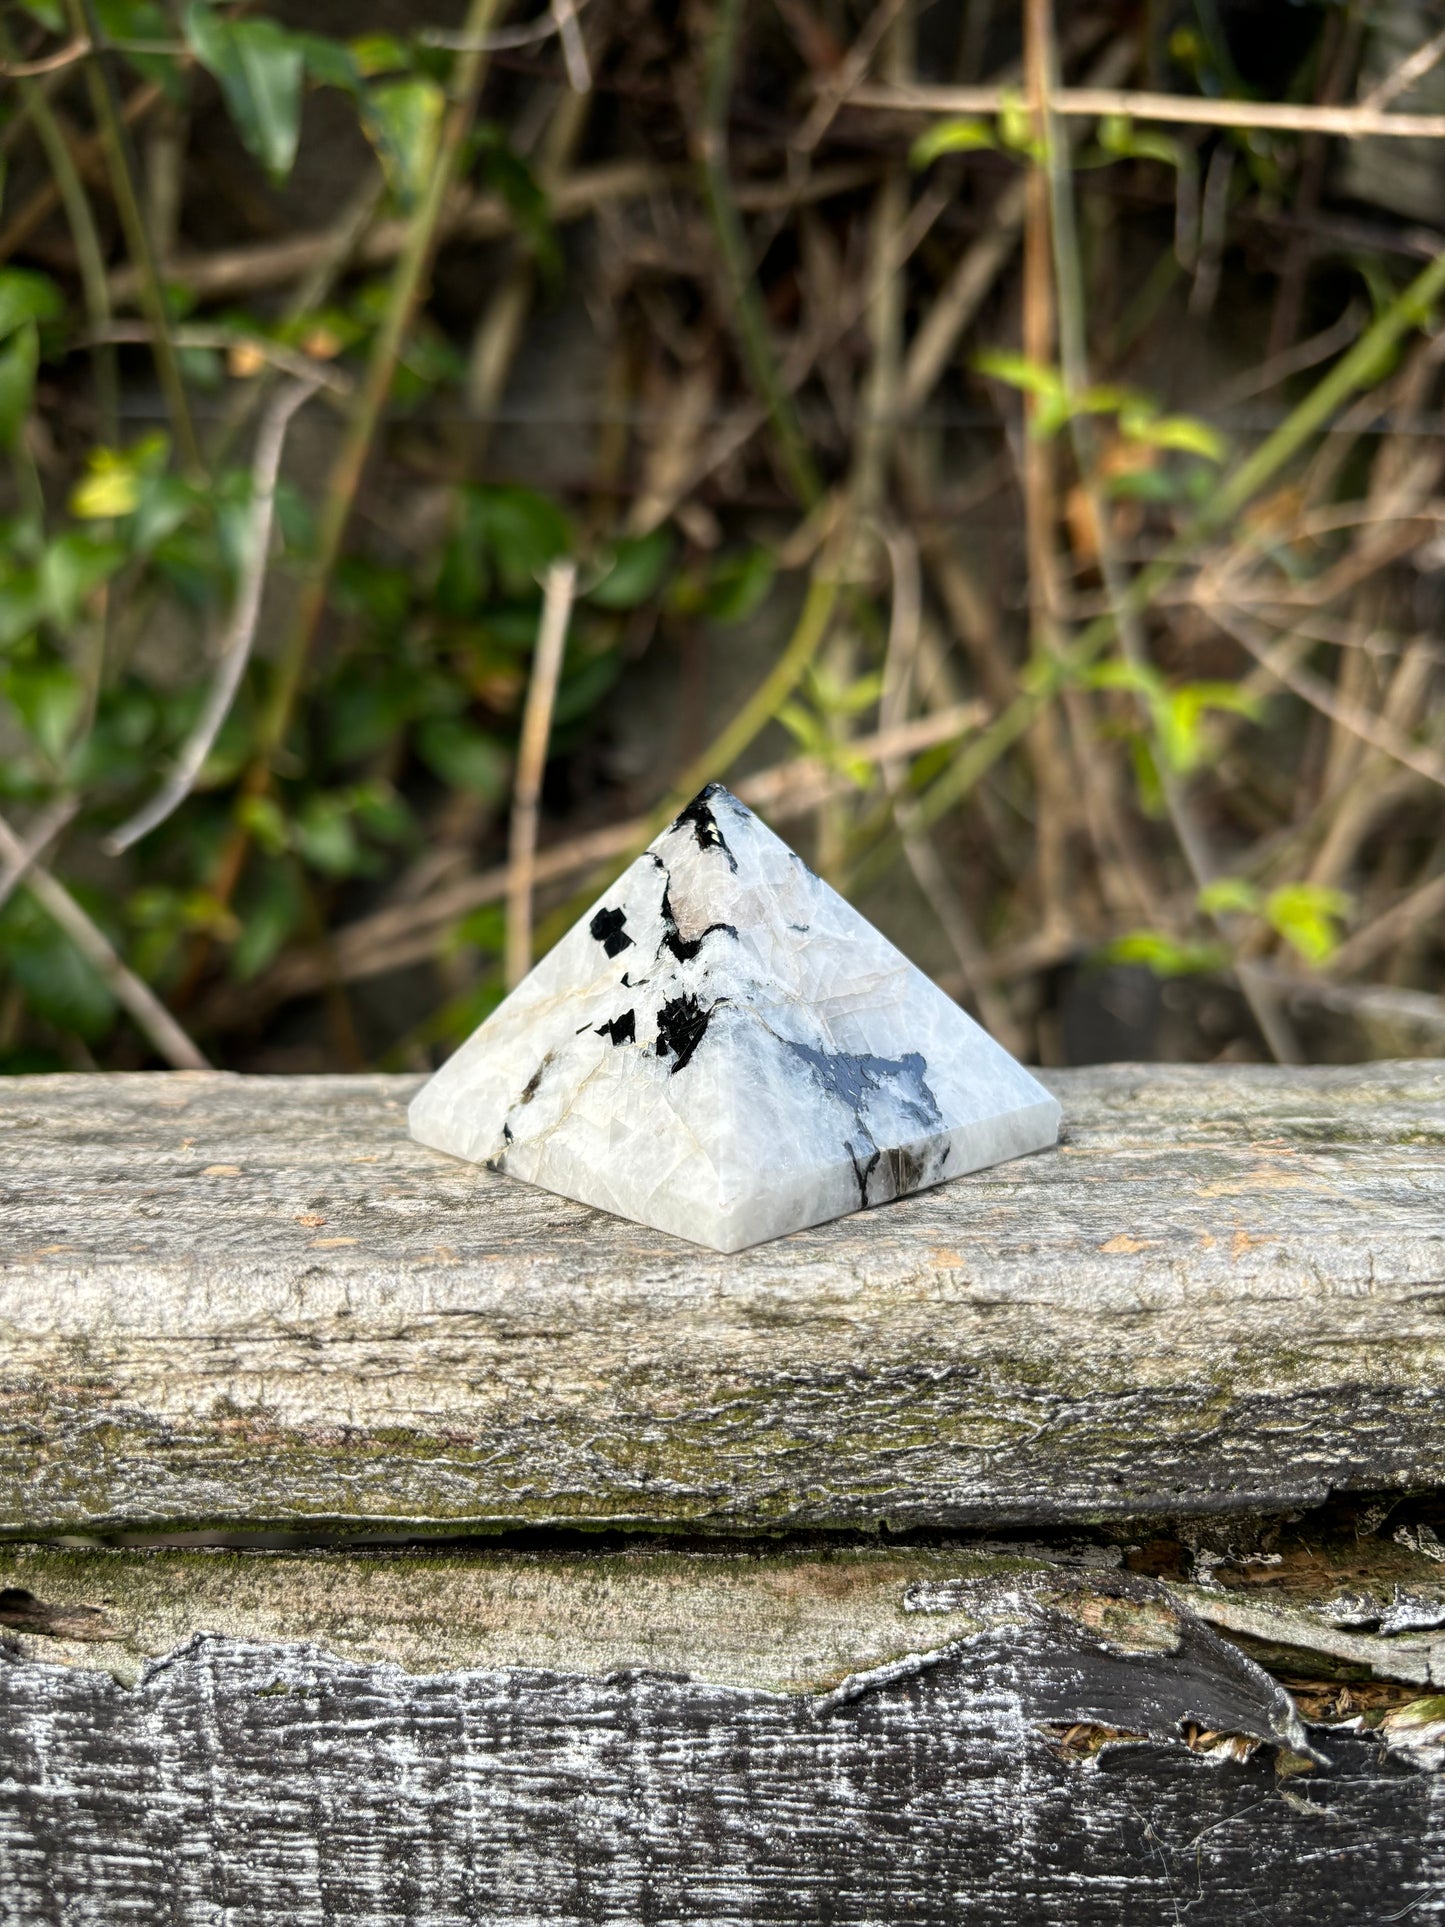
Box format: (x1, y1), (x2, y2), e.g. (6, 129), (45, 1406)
(409, 785), (1060, 1252)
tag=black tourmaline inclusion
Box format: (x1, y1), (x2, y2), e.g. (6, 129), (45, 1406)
(596, 1009), (636, 1046)
(655, 994), (713, 1073)
(589, 906), (633, 957)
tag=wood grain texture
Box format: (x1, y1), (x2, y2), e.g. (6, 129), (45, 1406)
(2, 1064), (1443, 1535)
(2, 1585), (1441, 1927)
(3, 1540), (1443, 1692)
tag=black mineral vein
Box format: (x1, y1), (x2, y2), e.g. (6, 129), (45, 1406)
(787, 1043), (943, 1206)
(784, 1042), (942, 1133)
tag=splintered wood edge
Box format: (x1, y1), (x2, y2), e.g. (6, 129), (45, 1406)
(2, 1541), (1442, 1698)
(2, 1063), (1443, 1534)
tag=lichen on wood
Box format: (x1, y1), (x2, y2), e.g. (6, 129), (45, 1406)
(2, 1064), (1443, 1536)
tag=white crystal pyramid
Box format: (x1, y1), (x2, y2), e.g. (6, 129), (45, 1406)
(409, 785), (1060, 1252)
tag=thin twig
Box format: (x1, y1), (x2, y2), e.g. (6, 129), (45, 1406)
(105, 375), (328, 855)
(1327, 868), (1445, 978)
(1206, 302), (1362, 410)
(0, 74), (162, 263)
(421, 0), (594, 52)
(0, 813), (210, 1068)
(202, 0), (510, 926)
(0, 35), (91, 75)
(658, 185), (948, 527)
(105, 161), (877, 307)
(878, 524), (1026, 1051)
(66, 0), (201, 474)
(506, 558), (578, 988)
(1030, 0), (1297, 1061)
(0, 23), (117, 440)
(851, 49), (1445, 899)
(793, 0), (912, 154)
(84, 322), (354, 392)
(198, 700), (988, 1022)
(898, 35), (1135, 418)
(850, 80), (1445, 138)
(0, 800), (79, 915)
(1359, 23), (1445, 113)
(699, 0), (822, 507)
(1208, 607), (1445, 794)
(550, 0), (591, 92)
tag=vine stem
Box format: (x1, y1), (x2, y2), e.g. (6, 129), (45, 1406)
(64, 0), (200, 474)
(1026, 0), (1298, 1062)
(198, 0), (510, 931)
(506, 560), (578, 989)
(0, 21), (117, 441)
(849, 238), (1445, 893)
(699, 0), (822, 508)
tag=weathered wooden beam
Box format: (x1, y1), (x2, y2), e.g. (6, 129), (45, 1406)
(4, 1066), (1445, 1920)
(2, 1547), (1443, 1924)
(2, 1064), (1443, 1536)
(3, 1537), (1442, 1692)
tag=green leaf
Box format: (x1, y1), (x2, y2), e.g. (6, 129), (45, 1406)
(347, 779), (412, 841)
(14, 0), (63, 30)
(1099, 930), (1228, 978)
(231, 861), (304, 980)
(974, 349), (1064, 401)
(295, 31), (361, 91)
(1122, 407), (1228, 462)
(70, 435), (170, 520)
(130, 474), (198, 553)
(3, 658), (84, 762)
(293, 792), (364, 876)
(0, 322), (38, 450)
(350, 33), (411, 76)
(95, 0), (185, 97)
(997, 88), (1043, 159)
(475, 486), (573, 596)
(0, 268), (64, 339)
(1085, 658), (1166, 703)
(909, 118), (997, 168)
(1097, 114), (1184, 170)
(361, 77), (445, 207)
(1197, 875), (1260, 918)
(72, 452), (142, 520)
(1265, 883), (1351, 966)
(1158, 680), (1262, 773)
(416, 717), (511, 798)
(472, 127), (560, 280)
(7, 914), (116, 1041)
(326, 669), (416, 762)
(586, 529), (673, 609)
(0, 570), (43, 650)
(185, 3), (306, 181)
(693, 547), (775, 624)
(41, 532), (126, 631)
(235, 792), (290, 857)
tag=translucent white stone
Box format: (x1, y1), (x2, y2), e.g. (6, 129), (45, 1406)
(409, 785), (1061, 1252)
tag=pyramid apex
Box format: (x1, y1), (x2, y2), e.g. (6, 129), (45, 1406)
(663, 782), (752, 864)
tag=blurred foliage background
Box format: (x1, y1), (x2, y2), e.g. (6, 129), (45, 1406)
(0, 0), (1443, 1075)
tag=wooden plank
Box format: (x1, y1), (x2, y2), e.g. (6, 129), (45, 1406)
(3, 1537), (1442, 1693)
(2, 1064), (1443, 1535)
(3, 1551), (1443, 1924)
